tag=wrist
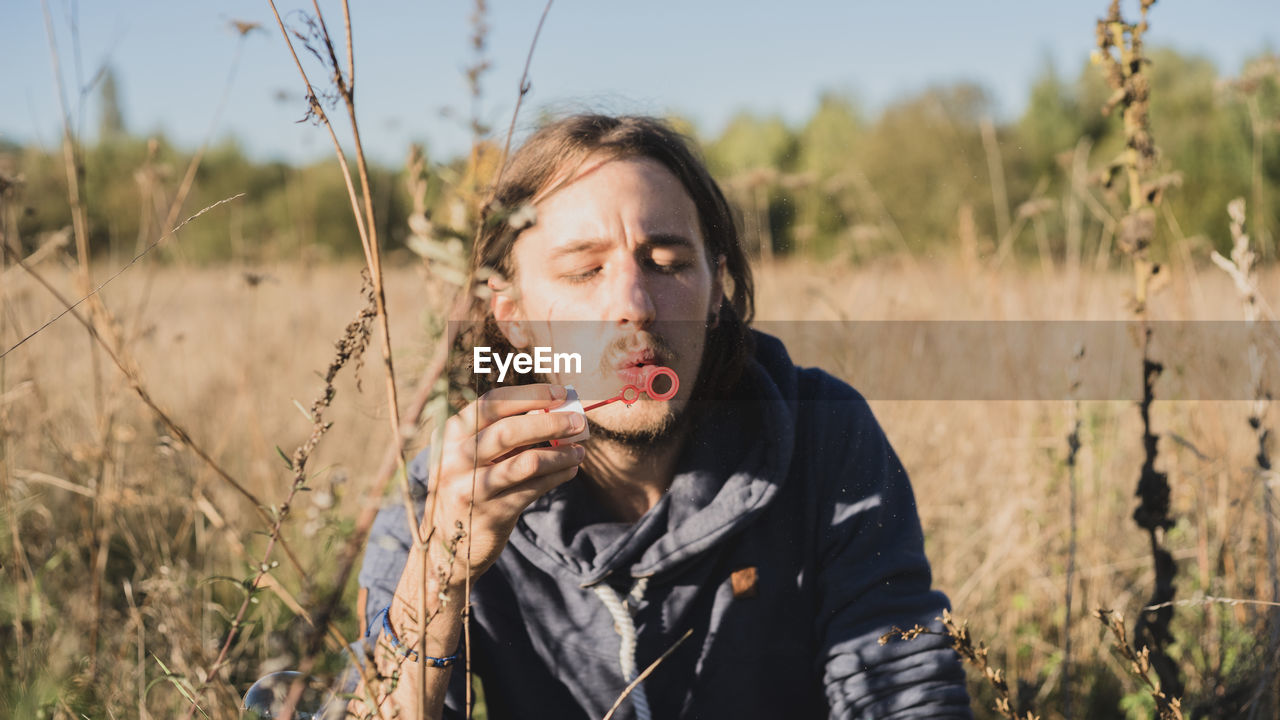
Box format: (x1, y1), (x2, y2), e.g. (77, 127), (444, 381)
(387, 541), (468, 637)
(373, 606), (460, 667)
(421, 522), (482, 593)
(377, 592), (463, 671)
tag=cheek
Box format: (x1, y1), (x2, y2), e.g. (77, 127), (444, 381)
(512, 275), (570, 320)
(657, 267), (715, 316)
(514, 292), (614, 363)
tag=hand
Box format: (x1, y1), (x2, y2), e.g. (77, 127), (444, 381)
(421, 383), (586, 585)
(374, 387), (582, 717)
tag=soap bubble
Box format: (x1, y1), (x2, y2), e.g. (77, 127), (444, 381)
(241, 671), (338, 719)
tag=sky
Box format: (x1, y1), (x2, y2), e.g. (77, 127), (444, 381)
(2, 1), (1277, 166)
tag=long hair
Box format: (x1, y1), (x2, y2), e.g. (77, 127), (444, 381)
(458, 114), (756, 403)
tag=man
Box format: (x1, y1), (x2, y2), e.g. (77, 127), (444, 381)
(352, 114), (971, 719)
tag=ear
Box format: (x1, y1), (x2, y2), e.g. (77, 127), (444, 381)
(488, 275), (531, 348)
(707, 254), (726, 329)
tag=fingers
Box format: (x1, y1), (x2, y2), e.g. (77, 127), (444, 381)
(490, 465), (580, 512)
(479, 443), (584, 500)
(471, 410), (585, 464)
(452, 384), (567, 434)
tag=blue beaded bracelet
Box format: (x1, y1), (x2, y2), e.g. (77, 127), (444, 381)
(373, 606), (458, 668)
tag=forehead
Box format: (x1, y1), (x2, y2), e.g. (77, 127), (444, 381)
(518, 155), (704, 250)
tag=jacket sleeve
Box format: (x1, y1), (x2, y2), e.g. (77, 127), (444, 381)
(813, 385), (972, 719)
(357, 447), (433, 649)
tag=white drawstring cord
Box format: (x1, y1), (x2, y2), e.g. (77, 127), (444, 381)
(591, 578), (651, 720)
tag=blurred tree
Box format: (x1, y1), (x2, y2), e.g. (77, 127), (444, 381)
(705, 112), (797, 176)
(1019, 60), (1088, 180)
(793, 94), (863, 256)
(706, 113), (799, 259)
(1147, 48), (1252, 253)
(859, 83), (995, 254)
(98, 67), (127, 143)
(1219, 52), (1280, 256)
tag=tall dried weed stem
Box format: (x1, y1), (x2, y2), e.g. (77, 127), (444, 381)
(249, 3), (423, 717)
(1210, 199), (1280, 719)
(4, 6), (331, 717)
(1061, 345), (1085, 720)
(882, 610), (1040, 720)
(1093, 0), (1183, 699)
(12, 4), (404, 717)
(261, 2), (554, 717)
(28, 5), (295, 706)
(1094, 609), (1183, 719)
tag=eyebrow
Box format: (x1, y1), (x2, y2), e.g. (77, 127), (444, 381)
(548, 234), (697, 260)
(644, 233), (697, 250)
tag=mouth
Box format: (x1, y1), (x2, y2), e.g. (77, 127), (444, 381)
(611, 346), (669, 392)
(614, 348), (660, 371)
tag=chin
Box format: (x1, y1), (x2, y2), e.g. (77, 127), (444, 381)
(586, 402), (682, 447)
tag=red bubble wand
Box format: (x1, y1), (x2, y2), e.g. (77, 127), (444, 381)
(582, 365), (680, 411)
(534, 366), (680, 446)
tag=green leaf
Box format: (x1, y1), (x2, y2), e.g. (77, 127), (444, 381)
(198, 575), (254, 595)
(152, 654), (210, 719)
(276, 445), (294, 470)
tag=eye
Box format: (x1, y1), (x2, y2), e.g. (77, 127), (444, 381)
(645, 257), (692, 274)
(562, 266), (601, 284)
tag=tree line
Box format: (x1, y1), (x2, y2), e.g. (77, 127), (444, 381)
(1, 47), (1276, 266)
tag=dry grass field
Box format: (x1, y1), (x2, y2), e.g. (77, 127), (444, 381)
(4, 0), (1277, 716)
(2, 254), (1278, 718)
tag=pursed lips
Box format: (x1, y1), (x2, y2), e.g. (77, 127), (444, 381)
(614, 347), (659, 370)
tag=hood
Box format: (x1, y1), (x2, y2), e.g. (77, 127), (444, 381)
(507, 330), (799, 586)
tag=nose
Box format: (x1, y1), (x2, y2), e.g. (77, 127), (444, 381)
(606, 255), (656, 328)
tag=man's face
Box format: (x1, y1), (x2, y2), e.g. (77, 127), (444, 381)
(493, 155), (722, 442)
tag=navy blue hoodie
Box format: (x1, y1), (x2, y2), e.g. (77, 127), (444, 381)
(357, 331), (972, 718)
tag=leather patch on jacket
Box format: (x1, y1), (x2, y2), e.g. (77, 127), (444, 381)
(731, 566), (758, 598)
